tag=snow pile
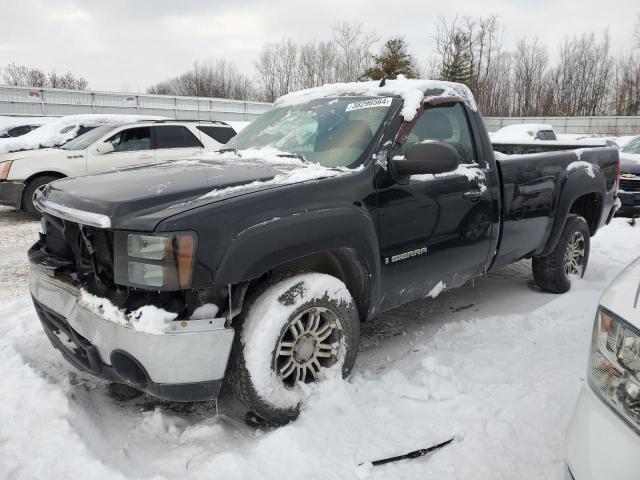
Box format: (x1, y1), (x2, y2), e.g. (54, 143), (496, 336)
(276, 76), (477, 122)
(78, 290), (177, 335)
(0, 114), (166, 155)
(242, 273), (353, 409)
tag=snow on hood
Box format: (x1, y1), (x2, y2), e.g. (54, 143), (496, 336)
(173, 148), (363, 206)
(0, 114), (166, 155)
(275, 76), (477, 122)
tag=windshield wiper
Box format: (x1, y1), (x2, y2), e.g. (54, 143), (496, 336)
(277, 152), (307, 162)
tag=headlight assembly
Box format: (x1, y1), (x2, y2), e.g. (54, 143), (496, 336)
(588, 307), (640, 432)
(114, 231), (197, 290)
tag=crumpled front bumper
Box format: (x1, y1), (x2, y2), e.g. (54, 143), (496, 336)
(29, 268), (235, 402)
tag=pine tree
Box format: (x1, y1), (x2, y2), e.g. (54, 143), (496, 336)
(364, 38), (418, 80)
(440, 32), (473, 85)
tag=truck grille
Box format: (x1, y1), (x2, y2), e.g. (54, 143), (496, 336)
(620, 177), (640, 192)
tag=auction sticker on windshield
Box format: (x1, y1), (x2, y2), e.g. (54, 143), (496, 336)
(345, 97), (393, 112)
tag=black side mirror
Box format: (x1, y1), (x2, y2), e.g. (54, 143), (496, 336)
(392, 142), (461, 176)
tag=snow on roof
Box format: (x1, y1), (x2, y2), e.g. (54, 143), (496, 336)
(0, 116), (58, 130)
(0, 114), (166, 155)
(275, 76), (477, 122)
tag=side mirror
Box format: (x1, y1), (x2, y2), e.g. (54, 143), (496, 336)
(95, 142), (114, 155)
(393, 142), (461, 176)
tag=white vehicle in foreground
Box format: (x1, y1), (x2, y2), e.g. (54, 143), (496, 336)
(566, 257), (640, 480)
(0, 120), (237, 216)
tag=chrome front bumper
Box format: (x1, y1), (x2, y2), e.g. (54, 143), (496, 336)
(29, 268), (235, 401)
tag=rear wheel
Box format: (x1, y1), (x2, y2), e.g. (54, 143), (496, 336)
(227, 272), (360, 426)
(22, 175), (61, 218)
(532, 214), (590, 293)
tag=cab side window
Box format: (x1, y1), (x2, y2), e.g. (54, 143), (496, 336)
(155, 125), (203, 149)
(404, 103), (477, 164)
(107, 127), (152, 152)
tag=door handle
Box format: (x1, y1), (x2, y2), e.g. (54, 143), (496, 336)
(463, 189), (487, 200)
(138, 154), (153, 159)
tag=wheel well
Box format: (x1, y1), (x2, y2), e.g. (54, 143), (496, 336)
(24, 171), (66, 187)
(255, 249), (370, 322)
(569, 192), (601, 235)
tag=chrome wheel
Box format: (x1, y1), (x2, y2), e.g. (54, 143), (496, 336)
(564, 231), (585, 276)
(274, 307), (344, 388)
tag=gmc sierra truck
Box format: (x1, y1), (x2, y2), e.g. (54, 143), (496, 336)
(27, 78), (620, 425)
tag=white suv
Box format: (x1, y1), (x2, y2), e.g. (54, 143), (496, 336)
(0, 120), (237, 216)
(565, 256), (640, 480)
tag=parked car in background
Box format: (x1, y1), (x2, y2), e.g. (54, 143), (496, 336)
(0, 117), (57, 138)
(616, 136), (640, 218)
(0, 114), (166, 156)
(491, 123), (558, 142)
(565, 256), (640, 480)
(0, 120), (237, 216)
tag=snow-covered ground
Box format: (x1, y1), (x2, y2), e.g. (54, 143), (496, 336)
(0, 205), (637, 480)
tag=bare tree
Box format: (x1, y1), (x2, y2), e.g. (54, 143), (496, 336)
(511, 38), (549, 116)
(1, 63), (88, 90)
(332, 21), (378, 81)
(148, 59), (257, 100)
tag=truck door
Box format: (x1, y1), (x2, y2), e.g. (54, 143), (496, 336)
(377, 102), (495, 309)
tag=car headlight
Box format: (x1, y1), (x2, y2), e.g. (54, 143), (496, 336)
(113, 231), (197, 290)
(588, 307), (640, 432)
(0, 161), (12, 180)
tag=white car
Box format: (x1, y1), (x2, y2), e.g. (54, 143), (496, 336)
(566, 256), (640, 480)
(0, 117), (55, 138)
(491, 123), (558, 142)
(0, 120), (237, 216)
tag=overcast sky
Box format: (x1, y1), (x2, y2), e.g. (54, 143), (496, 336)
(0, 0), (638, 92)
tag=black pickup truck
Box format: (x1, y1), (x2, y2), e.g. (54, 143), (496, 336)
(28, 79), (619, 425)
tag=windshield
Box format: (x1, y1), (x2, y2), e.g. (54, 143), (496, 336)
(622, 137), (640, 155)
(224, 96), (395, 168)
(61, 125), (115, 150)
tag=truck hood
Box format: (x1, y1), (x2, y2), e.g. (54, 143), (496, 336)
(620, 152), (640, 174)
(39, 155), (349, 230)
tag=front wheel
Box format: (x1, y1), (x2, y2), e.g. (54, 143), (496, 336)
(227, 272), (360, 426)
(532, 214), (590, 294)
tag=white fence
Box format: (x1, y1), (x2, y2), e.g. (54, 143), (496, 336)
(2, 84), (640, 135)
(0, 85), (272, 121)
(484, 116), (640, 135)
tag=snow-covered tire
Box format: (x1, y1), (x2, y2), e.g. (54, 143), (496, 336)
(227, 272), (360, 426)
(532, 214), (590, 294)
(22, 175), (60, 218)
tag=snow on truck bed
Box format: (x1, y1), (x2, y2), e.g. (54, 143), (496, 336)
(0, 207), (636, 479)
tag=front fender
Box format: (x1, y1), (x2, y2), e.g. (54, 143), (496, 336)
(213, 206), (381, 310)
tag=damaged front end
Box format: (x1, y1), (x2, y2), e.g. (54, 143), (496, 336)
(28, 190), (237, 402)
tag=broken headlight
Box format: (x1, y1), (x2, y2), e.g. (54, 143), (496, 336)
(114, 231), (197, 290)
(588, 307), (640, 432)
